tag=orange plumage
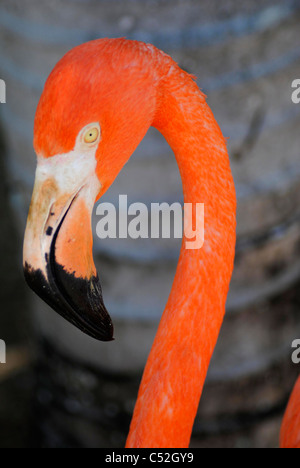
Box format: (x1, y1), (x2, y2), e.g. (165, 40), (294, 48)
(25, 38), (238, 447)
(281, 377), (300, 448)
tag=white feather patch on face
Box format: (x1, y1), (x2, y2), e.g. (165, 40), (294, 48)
(36, 122), (101, 195)
(23, 122), (101, 275)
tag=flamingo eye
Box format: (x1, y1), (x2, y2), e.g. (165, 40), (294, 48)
(83, 127), (100, 144)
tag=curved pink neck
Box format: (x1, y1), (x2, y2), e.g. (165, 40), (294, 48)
(280, 377), (300, 448)
(126, 64), (236, 448)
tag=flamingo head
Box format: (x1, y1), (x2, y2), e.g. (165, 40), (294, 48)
(23, 39), (158, 341)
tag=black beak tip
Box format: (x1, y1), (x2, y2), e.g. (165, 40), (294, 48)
(98, 320), (114, 342)
(24, 262), (115, 343)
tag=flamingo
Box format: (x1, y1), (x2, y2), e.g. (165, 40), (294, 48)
(280, 377), (300, 448)
(23, 38), (237, 448)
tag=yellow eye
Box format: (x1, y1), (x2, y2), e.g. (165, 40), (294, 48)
(83, 127), (100, 144)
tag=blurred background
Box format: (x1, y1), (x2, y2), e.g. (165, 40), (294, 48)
(0, 0), (300, 448)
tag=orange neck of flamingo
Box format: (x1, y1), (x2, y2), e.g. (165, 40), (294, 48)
(126, 64), (236, 448)
(281, 377), (300, 448)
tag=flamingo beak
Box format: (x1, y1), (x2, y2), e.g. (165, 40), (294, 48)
(23, 154), (114, 342)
